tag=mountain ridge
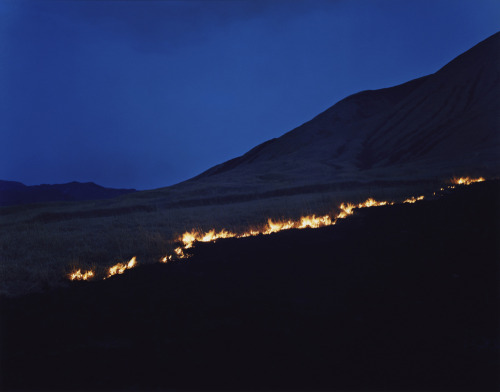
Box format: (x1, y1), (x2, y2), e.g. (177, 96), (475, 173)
(185, 32), (499, 194)
(4, 33), (499, 206)
(0, 180), (136, 206)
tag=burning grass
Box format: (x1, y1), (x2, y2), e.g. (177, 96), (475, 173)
(65, 195), (404, 281)
(452, 176), (485, 185)
(403, 195), (425, 204)
(166, 197), (394, 263)
(68, 269), (94, 281)
(106, 256), (137, 279)
(1, 176), (488, 295)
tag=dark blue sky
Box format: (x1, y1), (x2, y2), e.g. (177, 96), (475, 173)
(1, 0), (499, 190)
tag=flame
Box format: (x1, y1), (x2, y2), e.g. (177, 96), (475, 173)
(179, 229), (236, 249)
(298, 214), (333, 228)
(174, 246), (190, 259)
(66, 196), (383, 281)
(160, 255), (173, 263)
(337, 199), (390, 218)
(180, 231), (197, 249)
(452, 177), (485, 186)
(68, 177), (486, 282)
(107, 256), (137, 278)
(403, 195), (424, 204)
(357, 198), (390, 208)
(262, 218), (296, 235)
(238, 229), (261, 238)
(68, 269), (95, 281)
(337, 202), (355, 219)
(170, 197), (395, 260)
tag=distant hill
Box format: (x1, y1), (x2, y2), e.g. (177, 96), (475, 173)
(0, 180), (136, 206)
(171, 32), (500, 198)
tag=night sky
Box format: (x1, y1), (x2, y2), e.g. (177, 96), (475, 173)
(1, 0), (499, 190)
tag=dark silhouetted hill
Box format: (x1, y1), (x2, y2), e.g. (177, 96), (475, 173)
(172, 32), (500, 198)
(0, 180), (136, 206)
(1, 180), (498, 390)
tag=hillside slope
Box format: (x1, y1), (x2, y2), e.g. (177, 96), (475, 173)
(171, 32), (500, 197)
(1, 34), (498, 299)
(1, 181), (498, 390)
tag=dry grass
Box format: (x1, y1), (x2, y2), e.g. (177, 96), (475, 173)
(0, 181), (439, 297)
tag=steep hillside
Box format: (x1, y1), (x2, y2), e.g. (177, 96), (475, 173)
(177, 32), (500, 197)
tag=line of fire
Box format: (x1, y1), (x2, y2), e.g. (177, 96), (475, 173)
(68, 176), (485, 281)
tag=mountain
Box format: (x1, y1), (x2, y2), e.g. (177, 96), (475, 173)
(3, 34), (499, 210)
(173, 32), (499, 197)
(0, 180), (136, 206)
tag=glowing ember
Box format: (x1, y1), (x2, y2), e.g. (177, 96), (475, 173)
(403, 195), (425, 204)
(160, 255), (173, 263)
(173, 246), (191, 259)
(107, 256), (137, 278)
(68, 269), (95, 281)
(452, 177), (485, 185)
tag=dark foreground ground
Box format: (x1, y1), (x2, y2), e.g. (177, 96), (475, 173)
(1, 181), (499, 391)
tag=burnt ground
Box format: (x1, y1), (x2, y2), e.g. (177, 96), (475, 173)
(1, 181), (499, 391)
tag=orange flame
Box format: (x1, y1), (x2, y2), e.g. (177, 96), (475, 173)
(107, 256), (137, 278)
(337, 202), (355, 219)
(357, 198), (391, 208)
(68, 269), (95, 281)
(69, 177), (486, 281)
(298, 214), (333, 228)
(179, 229), (237, 249)
(403, 195), (424, 204)
(238, 229), (262, 238)
(452, 177), (485, 186)
(160, 255), (173, 263)
(169, 197), (395, 260)
(262, 218), (296, 235)
(174, 246), (190, 259)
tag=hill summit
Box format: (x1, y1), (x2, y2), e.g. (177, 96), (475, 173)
(175, 32), (500, 197)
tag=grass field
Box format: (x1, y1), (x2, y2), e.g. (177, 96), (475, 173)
(0, 179), (446, 297)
